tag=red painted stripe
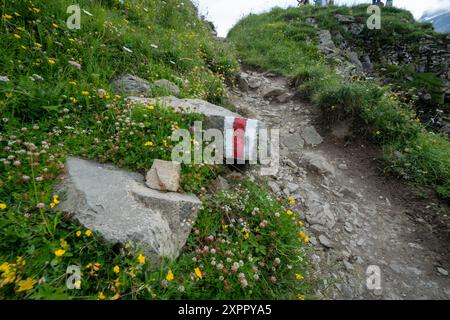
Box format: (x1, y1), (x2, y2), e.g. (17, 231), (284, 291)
(233, 117), (247, 160)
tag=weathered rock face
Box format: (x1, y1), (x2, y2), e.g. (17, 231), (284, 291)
(55, 157), (201, 263)
(146, 160), (181, 192)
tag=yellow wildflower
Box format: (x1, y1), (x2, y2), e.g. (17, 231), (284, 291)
(52, 23), (59, 29)
(289, 196), (295, 205)
(286, 210), (293, 216)
(299, 231), (306, 239)
(14, 12), (21, 17)
(144, 141), (153, 147)
(93, 263), (101, 272)
(75, 231), (82, 237)
(15, 278), (37, 293)
(166, 270), (174, 282)
(303, 236), (310, 244)
(194, 267), (203, 279)
(13, 34), (21, 40)
(48, 59), (56, 65)
(110, 293), (121, 300)
(0, 203), (7, 210)
(0, 262), (10, 273)
(35, 43), (42, 48)
(298, 294), (305, 300)
(19, 45), (26, 50)
(298, 221), (304, 227)
(137, 254), (145, 264)
(98, 292), (106, 300)
(147, 105), (155, 110)
(3, 14), (13, 20)
(85, 230), (92, 237)
(296, 273), (304, 280)
(81, 91), (89, 96)
(54, 249), (65, 257)
(113, 266), (120, 274)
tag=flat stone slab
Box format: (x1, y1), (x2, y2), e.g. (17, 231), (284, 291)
(55, 157), (201, 262)
(128, 95), (238, 117)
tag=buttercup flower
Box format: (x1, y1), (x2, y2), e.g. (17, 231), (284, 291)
(54, 249), (65, 257)
(194, 267), (203, 279)
(15, 278), (37, 293)
(0, 203), (7, 210)
(85, 230), (92, 237)
(166, 270), (174, 282)
(137, 254), (145, 264)
(113, 266), (120, 274)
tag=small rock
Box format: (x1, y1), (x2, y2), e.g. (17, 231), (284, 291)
(248, 77), (262, 90)
(146, 160), (181, 192)
(338, 163), (348, 170)
(301, 152), (336, 178)
(301, 126), (323, 147)
(344, 222), (353, 233)
(318, 235), (334, 248)
(276, 93), (292, 103)
(437, 267), (448, 276)
(283, 158), (298, 169)
(343, 259), (354, 271)
(268, 181), (281, 194)
(286, 182), (300, 193)
(263, 87), (287, 99)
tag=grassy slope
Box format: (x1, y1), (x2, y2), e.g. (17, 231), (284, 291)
(0, 0), (310, 299)
(229, 4), (450, 200)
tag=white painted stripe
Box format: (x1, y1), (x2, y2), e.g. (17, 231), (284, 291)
(224, 116), (235, 161)
(245, 119), (258, 163)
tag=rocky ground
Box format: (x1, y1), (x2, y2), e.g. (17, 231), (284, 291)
(228, 68), (450, 300)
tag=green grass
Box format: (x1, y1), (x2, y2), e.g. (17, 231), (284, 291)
(228, 4), (450, 200)
(0, 0), (312, 299)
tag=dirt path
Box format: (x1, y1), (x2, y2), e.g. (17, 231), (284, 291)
(227, 68), (450, 300)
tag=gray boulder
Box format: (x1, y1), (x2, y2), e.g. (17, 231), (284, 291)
(55, 157), (201, 263)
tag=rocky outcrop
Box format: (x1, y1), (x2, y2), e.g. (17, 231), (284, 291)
(55, 157), (201, 263)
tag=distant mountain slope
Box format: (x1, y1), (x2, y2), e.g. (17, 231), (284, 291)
(420, 10), (450, 33)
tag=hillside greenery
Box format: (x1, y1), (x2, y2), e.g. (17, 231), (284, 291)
(0, 0), (311, 299)
(229, 4), (450, 200)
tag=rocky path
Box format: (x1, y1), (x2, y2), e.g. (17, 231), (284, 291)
(228, 69), (450, 300)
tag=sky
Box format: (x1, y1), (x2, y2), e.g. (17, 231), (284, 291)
(194, 0), (450, 37)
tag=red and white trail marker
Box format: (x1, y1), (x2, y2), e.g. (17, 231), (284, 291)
(224, 116), (259, 163)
